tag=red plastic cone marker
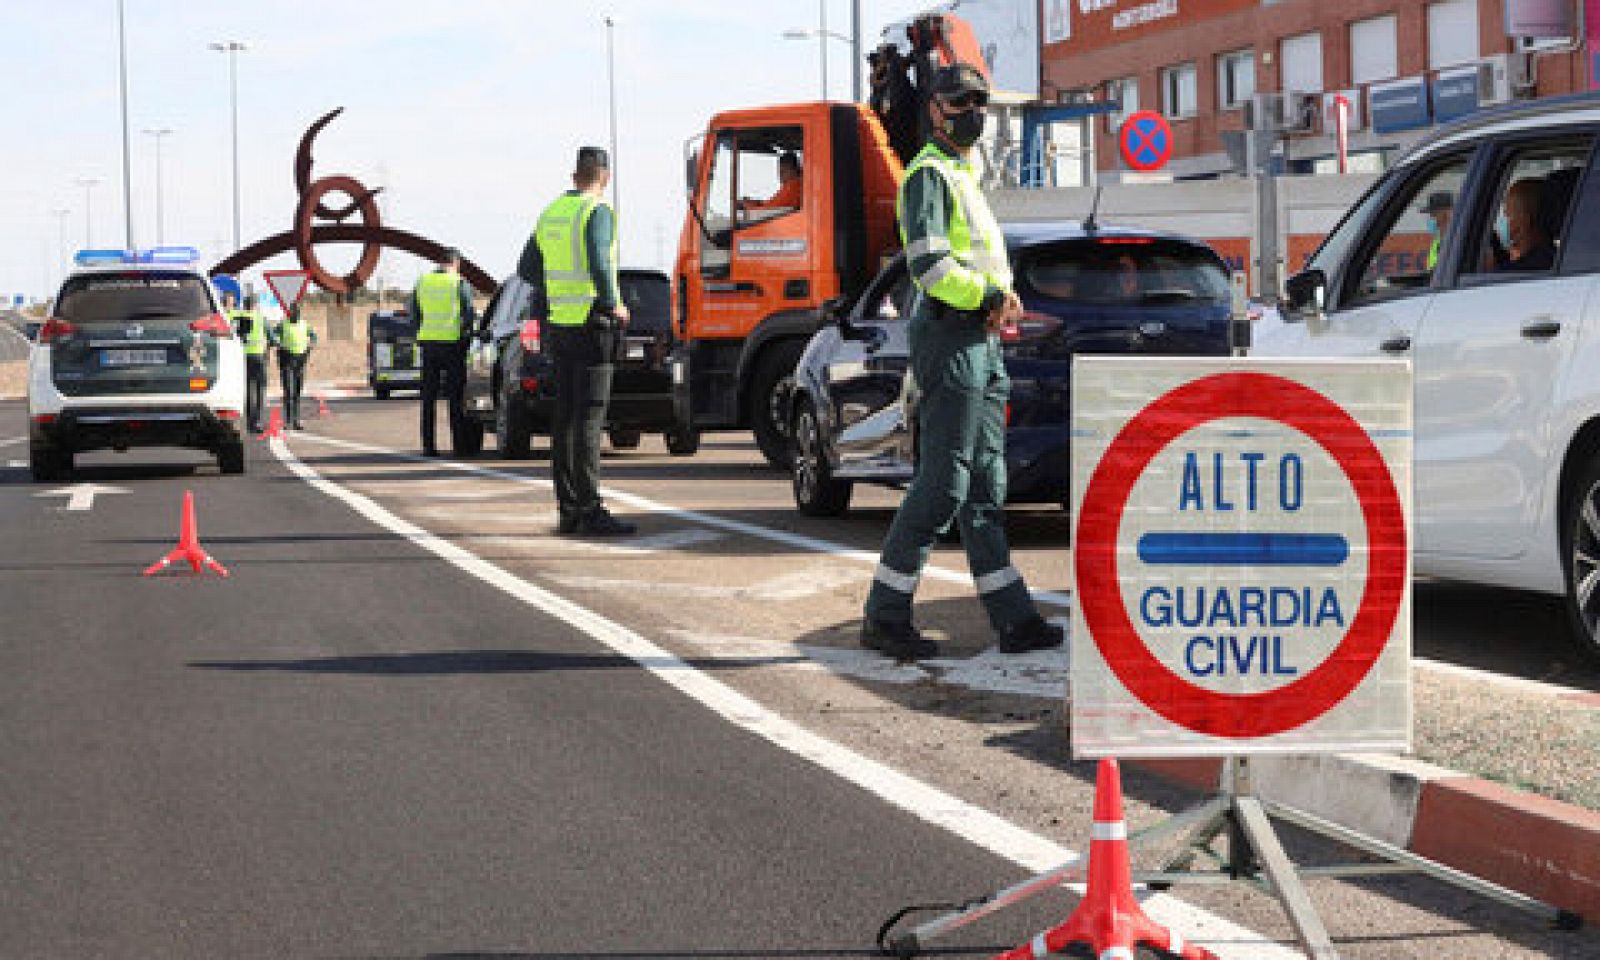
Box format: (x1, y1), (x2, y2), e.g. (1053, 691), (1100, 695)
(261, 406), (283, 440)
(142, 490), (230, 578)
(316, 393), (332, 418)
(989, 758), (1218, 960)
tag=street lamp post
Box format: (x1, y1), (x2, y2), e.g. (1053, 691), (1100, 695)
(604, 16), (620, 224)
(208, 41), (247, 252)
(117, 0), (134, 250)
(782, 0), (861, 102)
(142, 128), (173, 246)
(74, 177), (101, 248)
(50, 208), (72, 290)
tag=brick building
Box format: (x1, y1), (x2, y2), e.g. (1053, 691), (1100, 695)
(1039, 0), (1595, 179)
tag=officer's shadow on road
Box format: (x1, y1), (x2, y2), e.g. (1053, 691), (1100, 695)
(187, 648), (830, 676)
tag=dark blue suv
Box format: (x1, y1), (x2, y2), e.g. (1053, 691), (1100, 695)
(787, 221), (1232, 516)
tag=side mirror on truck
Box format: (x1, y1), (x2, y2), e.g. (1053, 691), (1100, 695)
(1283, 269), (1327, 323)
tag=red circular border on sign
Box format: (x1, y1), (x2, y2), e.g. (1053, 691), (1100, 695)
(1075, 371), (1407, 739)
(1118, 110), (1173, 172)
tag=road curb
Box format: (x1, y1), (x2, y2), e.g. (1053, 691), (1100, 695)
(1133, 755), (1598, 923)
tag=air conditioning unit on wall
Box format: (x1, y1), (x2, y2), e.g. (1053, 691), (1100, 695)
(1477, 52), (1535, 105)
(1244, 92), (1321, 134)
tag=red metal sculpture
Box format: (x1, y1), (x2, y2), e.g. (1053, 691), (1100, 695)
(211, 108), (496, 295)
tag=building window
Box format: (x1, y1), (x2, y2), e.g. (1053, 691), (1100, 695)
(1217, 49), (1256, 109)
(1160, 62), (1198, 118)
(1350, 15), (1399, 85)
(1280, 32), (1324, 93)
(1427, 0), (1480, 69)
(1105, 76), (1140, 132)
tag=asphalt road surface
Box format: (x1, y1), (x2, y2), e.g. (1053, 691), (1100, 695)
(0, 394), (1595, 959)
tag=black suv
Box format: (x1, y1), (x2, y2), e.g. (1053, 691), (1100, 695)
(462, 268), (698, 458)
(367, 309), (421, 399)
(789, 222), (1233, 516)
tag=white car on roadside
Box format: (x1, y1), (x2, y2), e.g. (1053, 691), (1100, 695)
(28, 247), (247, 481)
(1256, 92), (1600, 663)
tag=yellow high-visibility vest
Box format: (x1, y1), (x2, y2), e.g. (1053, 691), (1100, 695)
(415, 271), (464, 342)
(899, 143), (1011, 309)
(535, 192), (615, 326)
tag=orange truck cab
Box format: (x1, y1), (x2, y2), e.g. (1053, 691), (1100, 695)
(672, 103), (903, 469)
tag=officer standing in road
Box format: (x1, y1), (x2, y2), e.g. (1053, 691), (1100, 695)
(409, 248), (477, 456)
(231, 293), (270, 433)
(273, 302), (316, 431)
(516, 146), (635, 536)
(861, 64), (1064, 660)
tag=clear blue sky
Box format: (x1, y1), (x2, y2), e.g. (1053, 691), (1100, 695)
(0, 0), (943, 301)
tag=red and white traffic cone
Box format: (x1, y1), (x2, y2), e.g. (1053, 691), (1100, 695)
(316, 393), (332, 418)
(142, 489), (230, 578)
(261, 406), (283, 440)
(990, 758), (1218, 960)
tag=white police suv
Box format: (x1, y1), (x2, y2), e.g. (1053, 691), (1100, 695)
(1257, 93), (1600, 662)
(28, 247), (247, 481)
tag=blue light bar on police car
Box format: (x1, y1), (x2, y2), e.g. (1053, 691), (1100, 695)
(73, 248), (134, 267)
(136, 245), (200, 265)
(72, 246), (201, 268)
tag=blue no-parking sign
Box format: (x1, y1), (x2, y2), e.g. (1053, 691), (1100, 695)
(1070, 357), (1413, 758)
(1118, 110), (1173, 172)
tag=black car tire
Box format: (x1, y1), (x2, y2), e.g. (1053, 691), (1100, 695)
(497, 389), (533, 460)
(455, 418), (486, 458)
(609, 427), (642, 450)
(29, 443), (70, 484)
(1561, 455), (1600, 665)
(749, 339), (805, 471)
(664, 423), (700, 457)
(374, 385), (391, 400)
(792, 399), (852, 517)
(217, 441), (246, 475)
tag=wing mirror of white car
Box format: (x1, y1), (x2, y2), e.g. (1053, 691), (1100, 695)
(1283, 269), (1327, 324)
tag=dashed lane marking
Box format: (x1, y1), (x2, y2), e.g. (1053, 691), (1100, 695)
(271, 434), (1294, 959)
(296, 432), (1074, 608)
(0, 435), (26, 449)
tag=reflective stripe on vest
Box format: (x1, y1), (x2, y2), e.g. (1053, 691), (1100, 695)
(535, 192), (613, 326)
(278, 317), (311, 355)
(415, 271), (463, 342)
(233, 309), (267, 355)
(898, 143), (1011, 300)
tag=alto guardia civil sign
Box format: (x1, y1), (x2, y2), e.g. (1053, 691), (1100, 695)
(1070, 358), (1413, 757)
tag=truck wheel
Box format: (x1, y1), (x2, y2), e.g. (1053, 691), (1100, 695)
(749, 340), (805, 471)
(217, 441), (246, 475)
(609, 427), (642, 450)
(497, 390), (532, 460)
(665, 423), (700, 457)
(792, 400), (851, 517)
(454, 418), (485, 458)
(29, 443), (70, 484)
(1562, 455), (1600, 664)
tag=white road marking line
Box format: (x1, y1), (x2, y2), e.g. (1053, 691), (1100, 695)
(270, 434), (1293, 958)
(413, 507), (560, 526)
(296, 432), (1074, 607)
(6, 460), (25, 469)
(594, 526), (727, 556)
(0, 435), (26, 450)
(549, 563), (863, 601)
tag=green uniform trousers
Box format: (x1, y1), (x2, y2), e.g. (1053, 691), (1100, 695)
(864, 300), (1037, 632)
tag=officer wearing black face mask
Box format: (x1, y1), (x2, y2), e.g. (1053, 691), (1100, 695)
(860, 63), (1065, 661)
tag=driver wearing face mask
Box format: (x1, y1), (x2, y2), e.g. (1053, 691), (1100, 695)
(859, 62), (1065, 662)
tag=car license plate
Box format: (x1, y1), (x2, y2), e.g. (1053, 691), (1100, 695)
(625, 341), (646, 360)
(102, 348), (168, 367)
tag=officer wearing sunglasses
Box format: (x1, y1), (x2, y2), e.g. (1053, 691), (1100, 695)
(861, 63), (1065, 661)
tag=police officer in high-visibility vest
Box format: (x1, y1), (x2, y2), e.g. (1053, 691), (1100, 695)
(862, 64), (1063, 660)
(409, 248), (477, 456)
(273, 302), (317, 430)
(231, 293), (270, 433)
(515, 146), (635, 536)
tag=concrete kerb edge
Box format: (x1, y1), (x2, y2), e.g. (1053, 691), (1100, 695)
(1131, 754), (1599, 923)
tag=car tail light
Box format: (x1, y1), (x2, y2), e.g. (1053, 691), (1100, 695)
(1004, 403), (1012, 426)
(189, 378), (210, 391)
(1096, 236), (1155, 245)
(217, 409), (241, 420)
(189, 312), (235, 337)
(520, 377), (540, 394)
(519, 318), (542, 353)
(32, 413), (57, 425)
(38, 317), (77, 343)
(1000, 311), (1063, 343)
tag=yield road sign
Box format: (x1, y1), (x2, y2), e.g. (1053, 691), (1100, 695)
(1118, 110), (1173, 172)
(35, 483), (128, 512)
(1070, 358), (1412, 756)
(264, 269), (312, 312)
